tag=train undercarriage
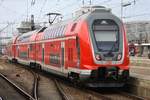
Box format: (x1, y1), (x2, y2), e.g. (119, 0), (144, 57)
(68, 66), (129, 87)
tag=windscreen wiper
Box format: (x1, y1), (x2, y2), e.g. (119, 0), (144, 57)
(107, 40), (118, 55)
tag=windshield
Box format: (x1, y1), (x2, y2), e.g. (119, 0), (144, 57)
(92, 19), (119, 52)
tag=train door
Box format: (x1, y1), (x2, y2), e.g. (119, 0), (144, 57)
(66, 37), (79, 69)
(61, 41), (65, 72)
(29, 44), (35, 61)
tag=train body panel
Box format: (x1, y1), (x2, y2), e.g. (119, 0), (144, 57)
(6, 36), (18, 62)
(7, 6), (129, 87)
(29, 32), (37, 62)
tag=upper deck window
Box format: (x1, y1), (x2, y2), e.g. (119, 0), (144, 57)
(43, 25), (66, 40)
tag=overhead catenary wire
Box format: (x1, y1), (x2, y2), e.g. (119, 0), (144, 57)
(0, 0), (113, 34)
(0, 0), (36, 23)
(123, 13), (150, 19)
(0, 3), (31, 24)
(0, 24), (10, 33)
(94, 0), (112, 4)
(35, 0), (142, 24)
(52, 0), (112, 15)
(120, 0), (140, 19)
(49, 0), (111, 19)
(37, 0), (81, 22)
(0, 0), (149, 33)
(0, 0), (119, 26)
(51, 0), (81, 13)
(37, 0), (47, 20)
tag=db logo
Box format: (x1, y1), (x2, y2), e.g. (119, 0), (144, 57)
(106, 61), (112, 64)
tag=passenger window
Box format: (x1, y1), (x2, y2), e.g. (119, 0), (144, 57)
(30, 44), (32, 51)
(71, 23), (77, 32)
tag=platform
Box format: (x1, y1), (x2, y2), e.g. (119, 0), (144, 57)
(130, 56), (150, 67)
(128, 57), (150, 98)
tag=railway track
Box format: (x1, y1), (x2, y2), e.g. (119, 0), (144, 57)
(0, 69), (146, 100)
(116, 90), (146, 100)
(95, 88), (146, 100)
(0, 60), (148, 100)
(0, 63), (40, 100)
(29, 69), (111, 100)
(12, 65), (40, 100)
(31, 69), (147, 100)
(53, 79), (111, 100)
(52, 78), (146, 100)
(30, 70), (39, 100)
(0, 72), (35, 100)
(54, 79), (72, 100)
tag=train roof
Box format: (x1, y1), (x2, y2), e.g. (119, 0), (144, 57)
(75, 5), (111, 18)
(17, 30), (37, 43)
(42, 21), (68, 40)
(16, 27), (48, 43)
(15, 6), (114, 43)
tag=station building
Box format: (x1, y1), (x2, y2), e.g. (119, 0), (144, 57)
(125, 21), (150, 43)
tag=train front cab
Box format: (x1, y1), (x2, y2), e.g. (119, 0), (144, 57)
(76, 12), (130, 87)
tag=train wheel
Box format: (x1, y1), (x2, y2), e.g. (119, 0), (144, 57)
(12, 59), (17, 63)
(35, 63), (41, 70)
(122, 70), (129, 80)
(30, 62), (36, 69)
(68, 72), (79, 86)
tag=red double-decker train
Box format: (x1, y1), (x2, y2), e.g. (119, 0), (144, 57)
(6, 6), (129, 87)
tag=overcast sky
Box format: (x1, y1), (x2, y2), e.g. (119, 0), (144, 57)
(0, 0), (150, 36)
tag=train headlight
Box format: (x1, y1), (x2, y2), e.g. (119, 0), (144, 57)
(95, 54), (101, 61)
(117, 53), (122, 61)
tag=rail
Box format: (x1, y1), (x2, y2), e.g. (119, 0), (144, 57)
(54, 79), (70, 100)
(0, 72), (35, 100)
(31, 70), (39, 100)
